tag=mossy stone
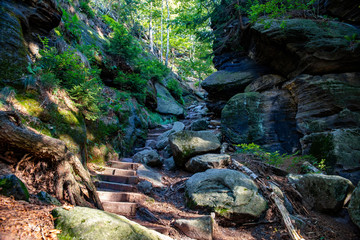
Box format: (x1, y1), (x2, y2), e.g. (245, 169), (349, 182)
(0, 174), (29, 201)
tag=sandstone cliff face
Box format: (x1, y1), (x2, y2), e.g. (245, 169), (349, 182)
(204, 4), (360, 183)
(0, 0), (62, 82)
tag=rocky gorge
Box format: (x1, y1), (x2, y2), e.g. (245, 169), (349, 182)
(0, 0), (360, 239)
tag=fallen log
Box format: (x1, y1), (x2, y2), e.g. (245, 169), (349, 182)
(0, 111), (103, 209)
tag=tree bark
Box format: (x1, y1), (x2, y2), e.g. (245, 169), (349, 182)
(0, 111), (103, 209)
(149, 1), (154, 53)
(165, 0), (170, 67)
(160, 0), (164, 61)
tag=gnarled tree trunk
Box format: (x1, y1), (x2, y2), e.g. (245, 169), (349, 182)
(0, 111), (103, 209)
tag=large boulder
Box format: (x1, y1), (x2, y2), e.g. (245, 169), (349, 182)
(349, 182), (360, 229)
(250, 19), (360, 77)
(185, 154), (231, 173)
(133, 149), (162, 167)
(186, 169), (267, 222)
(221, 91), (300, 153)
(294, 174), (354, 212)
(52, 207), (172, 240)
(169, 130), (221, 167)
(300, 128), (360, 184)
(0, 174), (29, 201)
(201, 57), (269, 101)
(155, 83), (184, 116)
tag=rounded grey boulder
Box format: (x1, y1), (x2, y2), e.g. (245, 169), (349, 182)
(186, 169), (267, 222)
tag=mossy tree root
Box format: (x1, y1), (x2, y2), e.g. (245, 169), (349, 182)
(0, 111), (103, 209)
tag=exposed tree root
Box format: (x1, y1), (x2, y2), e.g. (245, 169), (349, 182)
(0, 111), (103, 209)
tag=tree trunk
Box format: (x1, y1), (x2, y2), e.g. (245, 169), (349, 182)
(160, 0), (164, 62)
(0, 111), (103, 209)
(149, 1), (154, 53)
(165, 0), (170, 67)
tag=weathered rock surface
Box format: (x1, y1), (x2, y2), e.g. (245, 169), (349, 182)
(284, 73), (360, 135)
(173, 216), (213, 240)
(36, 191), (61, 206)
(294, 174), (354, 212)
(186, 169), (267, 222)
(155, 83), (184, 116)
(323, 0), (360, 23)
(52, 207), (172, 240)
(221, 91), (300, 153)
(185, 154), (231, 173)
(190, 118), (208, 131)
(169, 130), (221, 167)
(349, 182), (360, 229)
(201, 66), (263, 101)
(245, 74), (286, 93)
(0, 0), (62, 82)
(156, 122), (185, 150)
(137, 165), (164, 188)
(301, 128), (360, 183)
(0, 174), (29, 201)
(250, 19), (360, 77)
(133, 149), (162, 167)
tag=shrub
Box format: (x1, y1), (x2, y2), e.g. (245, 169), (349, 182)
(31, 38), (103, 120)
(62, 10), (82, 42)
(135, 58), (169, 82)
(103, 15), (141, 62)
(167, 78), (184, 104)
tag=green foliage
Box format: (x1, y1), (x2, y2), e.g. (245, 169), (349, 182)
(103, 15), (141, 63)
(246, 0), (318, 23)
(29, 38), (103, 120)
(79, 0), (95, 18)
(114, 71), (147, 94)
(135, 58), (169, 82)
(166, 78), (184, 104)
(236, 143), (292, 166)
(62, 9), (82, 43)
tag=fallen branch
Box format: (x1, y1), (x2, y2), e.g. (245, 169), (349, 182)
(271, 192), (305, 240)
(231, 159), (305, 240)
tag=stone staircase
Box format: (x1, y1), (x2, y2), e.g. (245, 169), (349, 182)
(95, 161), (141, 217)
(94, 160), (169, 234)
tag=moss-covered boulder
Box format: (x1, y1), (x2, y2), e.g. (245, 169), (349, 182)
(250, 19), (360, 77)
(155, 83), (184, 116)
(0, 174), (29, 201)
(221, 91), (300, 153)
(294, 174), (354, 212)
(349, 182), (360, 229)
(186, 169), (267, 222)
(52, 207), (172, 240)
(169, 130), (221, 167)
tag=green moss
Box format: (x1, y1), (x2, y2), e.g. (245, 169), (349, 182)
(59, 109), (80, 126)
(16, 93), (44, 117)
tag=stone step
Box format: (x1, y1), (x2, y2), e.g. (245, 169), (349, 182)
(102, 202), (137, 216)
(108, 161), (139, 170)
(99, 167), (136, 176)
(96, 181), (138, 192)
(98, 191), (145, 202)
(98, 174), (139, 184)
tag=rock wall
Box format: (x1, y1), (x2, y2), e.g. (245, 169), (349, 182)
(203, 2), (360, 183)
